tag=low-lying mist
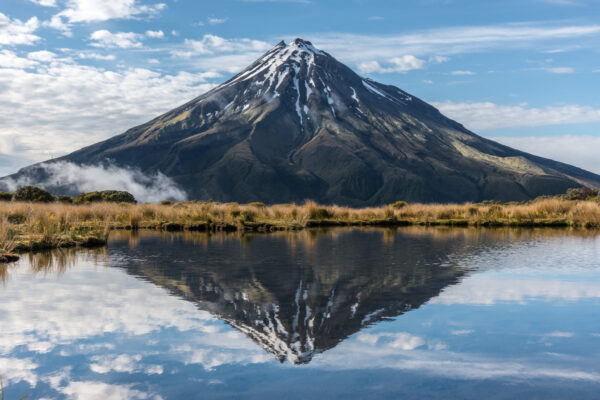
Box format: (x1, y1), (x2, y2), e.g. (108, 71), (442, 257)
(0, 161), (188, 203)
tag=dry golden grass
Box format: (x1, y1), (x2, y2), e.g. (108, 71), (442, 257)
(0, 197), (599, 257)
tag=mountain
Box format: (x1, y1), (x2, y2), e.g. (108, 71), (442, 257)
(5, 38), (600, 204)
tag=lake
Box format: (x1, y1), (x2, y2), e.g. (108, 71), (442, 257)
(1, 227), (599, 399)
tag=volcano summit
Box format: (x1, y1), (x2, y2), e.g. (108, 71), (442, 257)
(7, 39), (600, 204)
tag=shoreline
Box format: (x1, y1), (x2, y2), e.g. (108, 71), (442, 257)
(1, 198), (599, 262)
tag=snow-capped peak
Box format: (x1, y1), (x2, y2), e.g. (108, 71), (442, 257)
(288, 38), (325, 56)
(225, 38), (327, 88)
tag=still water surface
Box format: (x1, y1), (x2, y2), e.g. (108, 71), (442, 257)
(1, 227), (600, 399)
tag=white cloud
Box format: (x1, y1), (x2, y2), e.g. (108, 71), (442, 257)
(45, 14), (72, 36)
(27, 50), (57, 62)
(0, 49), (38, 68)
(490, 135), (600, 174)
(144, 365), (164, 375)
(0, 12), (40, 46)
(90, 30), (144, 48)
(433, 101), (600, 130)
(57, 0), (166, 23)
(540, 66), (574, 73)
(28, 0), (58, 6)
(78, 52), (116, 61)
(451, 70), (475, 75)
(0, 58), (216, 168)
(145, 30), (164, 38)
(46, 0), (166, 36)
(357, 55), (426, 73)
(173, 34), (271, 57)
(208, 17), (228, 25)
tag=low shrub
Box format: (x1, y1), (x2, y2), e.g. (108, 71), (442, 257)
(73, 190), (136, 204)
(160, 200), (172, 205)
(309, 207), (332, 220)
(13, 186), (54, 203)
(0, 191), (12, 201)
(563, 187), (598, 201)
(56, 195), (73, 203)
(392, 201), (407, 209)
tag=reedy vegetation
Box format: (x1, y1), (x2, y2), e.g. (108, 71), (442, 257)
(0, 196), (599, 256)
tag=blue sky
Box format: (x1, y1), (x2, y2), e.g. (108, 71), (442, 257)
(1, 0), (600, 176)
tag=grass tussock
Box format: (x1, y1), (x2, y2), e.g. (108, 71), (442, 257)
(0, 196), (599, 259)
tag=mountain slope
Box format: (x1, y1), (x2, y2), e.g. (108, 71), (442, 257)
(7, 38), (600, 204)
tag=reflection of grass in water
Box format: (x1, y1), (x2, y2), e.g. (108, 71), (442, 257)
(0, 377), (30, 400)
(0, 247), (109, 284)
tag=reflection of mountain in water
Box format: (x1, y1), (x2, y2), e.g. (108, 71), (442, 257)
(110, 229), (473, 364)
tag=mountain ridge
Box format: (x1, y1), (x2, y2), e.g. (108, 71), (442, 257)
(4, 38), (600, 205)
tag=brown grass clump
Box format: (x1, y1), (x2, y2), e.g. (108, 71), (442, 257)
(0, 196), (599, 256)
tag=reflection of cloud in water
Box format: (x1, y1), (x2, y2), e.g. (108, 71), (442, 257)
(312, 335), (600, 381)
(0, 357), (38, 387)
(0, 253), (267, 376)
(433, 276), (600, 305)
(59, 380), (162, 400)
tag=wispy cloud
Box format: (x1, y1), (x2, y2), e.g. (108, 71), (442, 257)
(358, 55), (426, 73)
(208, 17), (228, 25)
(544, 331), (575, 338)
(537, 0), (582, 5)
(489, 135), (600, 174)
(239, 0), (310, 2)
(433, 101), (600, 130)
(310, 23), (600, 64)
(451, 70), (475, 75)
(540, 66), (574, 73)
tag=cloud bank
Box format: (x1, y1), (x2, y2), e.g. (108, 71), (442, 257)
(1, 161), (187, 202)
